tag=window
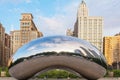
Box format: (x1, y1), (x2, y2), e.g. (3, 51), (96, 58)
(23, 16), (25, 19)
(21, 22), (30, 26)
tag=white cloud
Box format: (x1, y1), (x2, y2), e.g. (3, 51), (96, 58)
(0, 0), (31, 4)
(104, 27), (120, 36)
(86, 0), (120, 36)
(26, 0), (31, 3)
(10, 25), (14, 31)
(35, 15), (66, 36)
(9, 8), (24, 13)
(31, 0), (120, 36)
(35, 1), (79, 36)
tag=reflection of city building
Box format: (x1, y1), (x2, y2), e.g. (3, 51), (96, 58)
(67, 0), (103, 51)
(0, 23), (11, 66)
(11, 13), (43, 54)
(104, 34), (120, 69)
(9, 36), (107, 80)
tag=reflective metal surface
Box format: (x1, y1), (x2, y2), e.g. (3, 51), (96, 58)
(9, 36), (107, 80)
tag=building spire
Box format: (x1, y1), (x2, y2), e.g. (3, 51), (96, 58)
(82, 0), (85, 4)
(77, 0), (88, 17)
(81, 0), (86, 5)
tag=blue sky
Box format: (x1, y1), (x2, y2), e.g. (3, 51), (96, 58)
(0, 0), (120, 36)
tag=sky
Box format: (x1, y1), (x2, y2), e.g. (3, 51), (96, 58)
(0, 0), (120, 36)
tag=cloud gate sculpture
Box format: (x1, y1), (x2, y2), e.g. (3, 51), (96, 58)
(9, 36), (107, 80)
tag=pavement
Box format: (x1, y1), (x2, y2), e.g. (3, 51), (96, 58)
(0, 77), (120, 80)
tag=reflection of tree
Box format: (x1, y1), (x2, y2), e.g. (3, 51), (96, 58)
(9, 57), (26, 69)
(10, 51), (107, 69)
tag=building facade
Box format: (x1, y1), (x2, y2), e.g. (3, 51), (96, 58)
(73, 0), (103, 51)
(4, 33), (11, 66)
(0, 23), (5, 66)
(0, 23), (11, 66)
(66, 28), (73, 36)
(11, 13), (43, 54)
(104, 35), (120, 69)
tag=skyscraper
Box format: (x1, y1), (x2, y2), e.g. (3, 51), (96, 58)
(73, 0), (103, 51)
(11, 13), (43, 54)
(104, 34), (120, 69)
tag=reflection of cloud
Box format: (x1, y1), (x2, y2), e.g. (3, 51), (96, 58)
(13, 36), (102, 62)
(27, 46), (36, 51)
(40, 43), (56, 48)
(53, 38), (62, 43)
(39, 41), (83, 50)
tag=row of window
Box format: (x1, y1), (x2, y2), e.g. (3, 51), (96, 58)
(21, 22), (30, 26)
(22, 16), (31, 20)
(79, 18), (102, 21)
(79, 23), (102, 26)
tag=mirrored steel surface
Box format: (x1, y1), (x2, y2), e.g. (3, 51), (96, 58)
(9, 36), (107, 80)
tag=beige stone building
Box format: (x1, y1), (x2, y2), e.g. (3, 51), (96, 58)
(103, 35), (120, 68)
(73, 0), (103, 51)
(4, 33), (11, 66)
(0, 23), (11, 66)
(66, 28), (73, 36)
(0, 23), (5, 66)
(11, 13), (43, 54)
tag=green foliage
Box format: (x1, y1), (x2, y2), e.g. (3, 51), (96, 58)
(0, 67), (10, 77)
(113, 70), (120, 77)
(37, 69), (79, 78)
(5, 67), (10, 77)
(3, 67), (120, 78)
(0, 67), (2, 76)
(105, 69), (120, 77)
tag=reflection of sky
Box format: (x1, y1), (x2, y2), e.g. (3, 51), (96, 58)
(13, 36), (102, 62)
